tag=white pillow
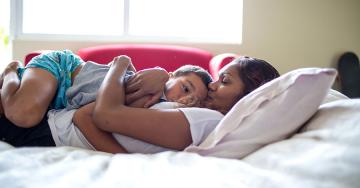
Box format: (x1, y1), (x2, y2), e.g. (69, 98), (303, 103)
(185, 68), (337, 159)
(321, 89), (349, 105)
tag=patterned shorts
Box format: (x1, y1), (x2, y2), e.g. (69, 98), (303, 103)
(17, 50), (84, 109)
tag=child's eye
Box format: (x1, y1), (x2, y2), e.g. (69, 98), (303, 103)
(182, 85), (190, 93)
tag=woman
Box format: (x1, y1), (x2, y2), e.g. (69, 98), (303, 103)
(73, 55), (280, 153)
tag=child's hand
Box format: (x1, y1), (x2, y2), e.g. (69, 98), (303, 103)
(175, 95), (200, 107)
(125, 67), (169, 107)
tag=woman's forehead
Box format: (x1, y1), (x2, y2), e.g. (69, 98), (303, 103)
(220, 63), (239, 75)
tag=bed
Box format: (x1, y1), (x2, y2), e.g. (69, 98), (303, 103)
(0, 67), (359, 187)
(0, 99), (359, 187)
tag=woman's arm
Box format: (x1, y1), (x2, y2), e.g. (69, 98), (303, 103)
(73, 102), (128, 154)
(93, 56), (192, 150)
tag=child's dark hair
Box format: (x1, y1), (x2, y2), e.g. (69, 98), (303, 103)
(173, 65), (213, 87)
(233, 56), (280, 96)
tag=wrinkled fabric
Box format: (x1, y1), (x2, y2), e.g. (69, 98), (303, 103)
(65, 61), (134, 110)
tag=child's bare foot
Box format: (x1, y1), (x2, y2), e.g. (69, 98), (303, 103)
(0, 61), (23, 116)
(3, 60), (23, 75)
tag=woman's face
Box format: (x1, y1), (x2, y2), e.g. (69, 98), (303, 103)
(202, 63), (245, 114)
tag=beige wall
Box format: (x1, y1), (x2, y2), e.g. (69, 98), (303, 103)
(13, 0), (360, 76)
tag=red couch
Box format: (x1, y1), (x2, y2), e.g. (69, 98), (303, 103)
(24, 44), (237, 79)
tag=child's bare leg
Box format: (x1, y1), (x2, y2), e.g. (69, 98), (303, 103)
(1, 62), (57, 128)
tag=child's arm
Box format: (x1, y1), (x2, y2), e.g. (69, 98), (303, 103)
(73, 102), (127, 154)
(125, 67), (169, 108)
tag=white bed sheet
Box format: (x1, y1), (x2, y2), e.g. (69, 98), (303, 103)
(0, 99), (359, 188)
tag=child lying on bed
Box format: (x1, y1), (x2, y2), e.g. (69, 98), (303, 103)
(0, 50), (211, 127)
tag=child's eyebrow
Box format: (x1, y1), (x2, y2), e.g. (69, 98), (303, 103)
(186, 80), (195, 91)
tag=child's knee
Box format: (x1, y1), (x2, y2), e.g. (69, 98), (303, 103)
(5, 105), (44, 128)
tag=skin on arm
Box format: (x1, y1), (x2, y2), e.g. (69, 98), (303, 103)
(125, 67), (169, 108)
(93, 56), (192, 150)
(73, 102), (127, 154)
(1, 61), (58, 128)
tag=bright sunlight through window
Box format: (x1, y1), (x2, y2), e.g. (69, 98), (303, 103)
(23, 0), (124, 35)
(20, 0), (243, 44)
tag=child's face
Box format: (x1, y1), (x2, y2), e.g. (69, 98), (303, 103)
(164, 73), (208, 107)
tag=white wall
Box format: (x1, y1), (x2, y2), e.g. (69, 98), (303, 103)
(13, 0), (360, 76)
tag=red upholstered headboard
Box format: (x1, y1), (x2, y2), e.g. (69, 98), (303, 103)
(24, 44), (237, 79)
(77, 44), (213, 72)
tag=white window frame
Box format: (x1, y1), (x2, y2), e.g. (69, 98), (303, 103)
(11, 0), (242, 44)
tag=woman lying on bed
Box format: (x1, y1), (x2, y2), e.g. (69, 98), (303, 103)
(0, 56), (279, 154)
(74, 55), (279, 153)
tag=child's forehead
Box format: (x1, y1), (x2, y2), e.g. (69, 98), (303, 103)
(176, 73), (206, 87)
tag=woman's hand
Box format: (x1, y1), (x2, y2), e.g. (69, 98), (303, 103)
(112, 55), (131, 67)
(108, 55), (136, 72)
(126, 67), (169, 108)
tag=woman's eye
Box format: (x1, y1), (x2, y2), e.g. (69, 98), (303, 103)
(221, 77), (229, 84)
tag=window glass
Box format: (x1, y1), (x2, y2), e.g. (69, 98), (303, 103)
(20, 0), (242, 43)
(0, 0), (11, 70)
(129, 0), (243, 43)
(22, 0), (124, 35)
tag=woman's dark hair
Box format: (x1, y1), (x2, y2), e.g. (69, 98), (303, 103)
(233, 56), (280, 96)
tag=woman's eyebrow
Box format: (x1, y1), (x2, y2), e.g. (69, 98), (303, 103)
(221, 72), (232, 77)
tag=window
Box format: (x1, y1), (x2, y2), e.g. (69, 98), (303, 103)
(16, 0), (243, 44)
(22, 0), (124, 36)
(0, 0), (11, 70)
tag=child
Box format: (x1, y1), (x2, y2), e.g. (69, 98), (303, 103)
(0, 50), (212, 128)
